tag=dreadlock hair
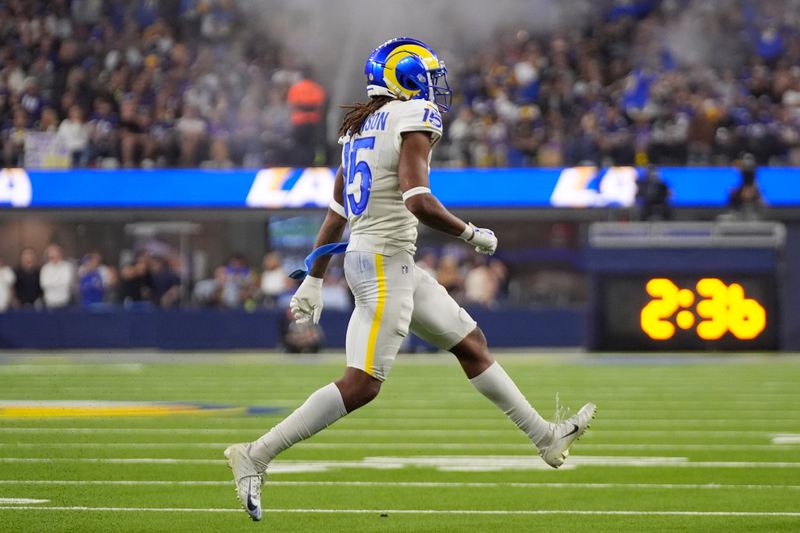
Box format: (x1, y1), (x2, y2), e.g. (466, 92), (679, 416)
(338, 96), (394, 137)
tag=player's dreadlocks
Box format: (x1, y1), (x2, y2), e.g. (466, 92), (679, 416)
(338, 96), (394, 137)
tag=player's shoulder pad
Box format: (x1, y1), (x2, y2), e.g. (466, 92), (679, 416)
(391, 99), (443, 147)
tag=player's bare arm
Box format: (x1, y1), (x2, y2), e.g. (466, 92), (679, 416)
(399, 131), (468, 236)
(308, 166), (347, 279)
(400, 131), (498, 255)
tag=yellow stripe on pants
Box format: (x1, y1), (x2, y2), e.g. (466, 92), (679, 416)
(364, 254), (386, 376)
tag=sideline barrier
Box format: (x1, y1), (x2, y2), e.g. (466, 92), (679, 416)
(0, 307), (585, 350)
(2, 166), (799, 209)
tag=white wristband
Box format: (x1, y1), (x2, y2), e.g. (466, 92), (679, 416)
(304, 275), (323, 287)
(459, 223), (475, 241)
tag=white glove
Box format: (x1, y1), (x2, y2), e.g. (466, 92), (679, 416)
(290, 275), (323, 324)
(459, 222), (498, 255)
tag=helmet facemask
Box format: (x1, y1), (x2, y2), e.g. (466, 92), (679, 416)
(428, 64), (451, 113)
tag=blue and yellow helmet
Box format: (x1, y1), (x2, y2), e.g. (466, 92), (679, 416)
(365, 37), (452, 112)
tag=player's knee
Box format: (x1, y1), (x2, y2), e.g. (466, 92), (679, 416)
(359, 379), (382, 404)
(343, 380), (380, 411)
(335, 368), (382, 411)
(452, 327), (492, 363)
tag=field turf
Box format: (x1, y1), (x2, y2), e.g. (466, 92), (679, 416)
(0, 352), (799, 532)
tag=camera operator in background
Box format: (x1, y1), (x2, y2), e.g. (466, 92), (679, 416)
(635, 165), (672, 221)
(727, 154), (766, 221)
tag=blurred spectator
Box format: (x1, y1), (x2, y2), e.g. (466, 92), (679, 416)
(193, 266), (226, 307)
(57, 105), (90, 167)
(261, 87), (292, 165)
(20, 79), (44, 119)
(489, 258), (510, 301)
(0, 257), (15, 312)
(464, 257), (500, 307)
(233, 98), (265, 167)
(118, 99), (152, 168)
(279, 307), (323, 353)
(447, 107), (477, 166)
(321, 268), (352, 311)
(88, 97), (119, 166)
(78, 252), (114, 307)
(2, 108), (29, 167)
(40, 244), (75, 309)
(200, 138), (235, 169)
(38, 107), (59, 132)
(149, 255), (181, 307)
(728, 154), (765, 220)
(221, 254), (254, 308)
(176, 104), (207, 166)
(259, 252), (287, 306)
(564, 113), (601, 166)
(636, 165), (672, 221)
(149, 92), (179, 166)
(510, 105), (545, 166)
(287, 67), (326, 165)
(436, 255), (464, 302)
(119, 251), (153, 304)
(13, 248), (42, 307)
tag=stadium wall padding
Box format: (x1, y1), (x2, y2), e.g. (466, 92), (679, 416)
(3, 167), (800, 209)
(0, 307), (586, 350)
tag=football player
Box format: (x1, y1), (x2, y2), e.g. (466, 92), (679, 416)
(225, 37), (596, 521)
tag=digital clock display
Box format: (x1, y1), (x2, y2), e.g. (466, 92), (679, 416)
(595, 275), (778, 350)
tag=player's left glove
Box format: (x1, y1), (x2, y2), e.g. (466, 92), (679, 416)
(290, 275), (323, 324)
(459, 222), (498, 255)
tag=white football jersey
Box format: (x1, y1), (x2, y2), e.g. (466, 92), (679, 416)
(338, 98), (443, 255)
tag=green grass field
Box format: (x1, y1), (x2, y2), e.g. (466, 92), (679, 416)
(1, 352), (799, 532)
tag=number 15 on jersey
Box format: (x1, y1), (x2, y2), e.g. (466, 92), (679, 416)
(342, 136), (375, 216)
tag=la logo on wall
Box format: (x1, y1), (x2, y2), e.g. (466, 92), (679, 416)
(246, 167), (335, 208)
(0, 168), (32, 207)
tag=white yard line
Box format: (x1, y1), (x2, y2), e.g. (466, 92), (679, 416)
(0, 498), (49, 504)
(0, 364), (143, 374)
(0, 442), (795, 451)
(0, 480), (797, 490)
(772, 435), (800, 444)
(0, 427), (792, 437)
(0, 506), (798, 517)
(1, 456), (799, 470)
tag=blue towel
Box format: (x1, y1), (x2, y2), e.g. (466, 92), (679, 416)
(289, 241), (349, 280)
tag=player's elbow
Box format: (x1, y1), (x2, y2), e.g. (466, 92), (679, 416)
(404, 193), (436, 218)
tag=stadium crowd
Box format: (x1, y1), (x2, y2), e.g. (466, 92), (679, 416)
(1, 1), (799, 169)
(442, 0), (800, 168)
(0, 244), (511, 313)
(0, 0), (326, 169)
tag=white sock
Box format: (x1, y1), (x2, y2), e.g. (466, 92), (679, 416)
(469, 361), (552, 446)
(249, 382), (347, 470)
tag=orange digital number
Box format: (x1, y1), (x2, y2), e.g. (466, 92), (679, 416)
(640, 277), (767, 342)
(695, 278), (729, 340)
(640, 278), (679, 340)
(726, 283), (766, 340)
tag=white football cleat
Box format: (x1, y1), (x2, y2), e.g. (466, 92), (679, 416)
(537, 402), (596, 468)
(224, 443), (263, 521)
